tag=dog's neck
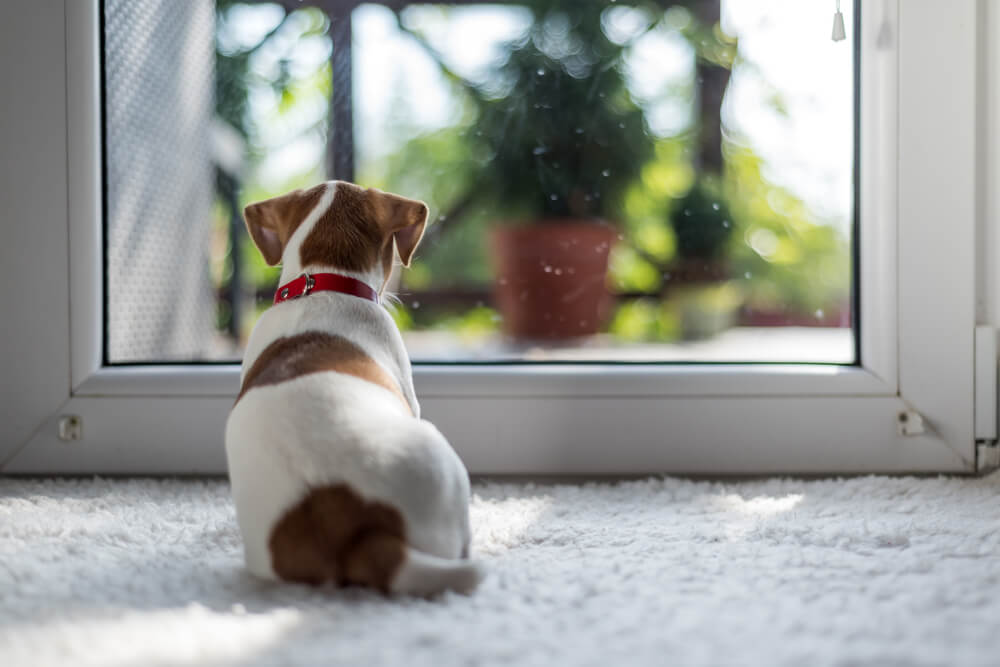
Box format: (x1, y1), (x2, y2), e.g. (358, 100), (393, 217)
(278, 263), (384, 300)
(276, 203), (386, 298)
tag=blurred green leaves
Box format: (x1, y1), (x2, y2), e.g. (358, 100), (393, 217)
(215, 1), (852, 346)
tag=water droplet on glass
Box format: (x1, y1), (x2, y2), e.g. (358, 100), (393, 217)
(744, 272), (752, 279)
(712, 202), (721, 211)
(544, 266), (553, 273)
(550, 194), (559, 201)
(815, 309), (824, 319)
(683, 208), (692, 216)
(536, 68), (546, 76)
(601, 169), (611, 177)
(533, 146), (547, 155)
(412, 301), (420, 309)
(618, 122), (625, 129)
(575, 127), (584, 134)
(722, 220), (730, 228)
(554, 268), (563, 275)
(617, 234), (625, 241)
(663, 272), (672, 280)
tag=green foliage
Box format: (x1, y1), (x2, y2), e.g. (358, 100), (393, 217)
(609, 299), (679, 342)
(394, 304), (502, 340)
(670, 179), (734, 260)
(723, 146), (850, 316)
(679, 9), (738, 69)
(610, 244), (661, 292)
(216, 1), (852, 342)
(214, 2), (334, 310)
(396, 0), (658, 224)
(471, 1), (656, 222)
(360, 124), (496, 288)
(388, 303), (415, 332)
(215, 3), (330, 151)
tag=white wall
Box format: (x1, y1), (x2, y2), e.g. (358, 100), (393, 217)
(0, 2), (70, 461)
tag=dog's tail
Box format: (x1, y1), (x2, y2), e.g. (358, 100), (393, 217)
(342, 532), (484, 596)
(390, 546), (485, 596)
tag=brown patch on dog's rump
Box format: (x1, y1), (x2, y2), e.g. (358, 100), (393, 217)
(237, 331), (411, 413)
(299, 182), (386, 273)
(269, 484), (408, 592)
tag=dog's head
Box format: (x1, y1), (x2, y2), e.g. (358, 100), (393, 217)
(243, 181), (428, 287)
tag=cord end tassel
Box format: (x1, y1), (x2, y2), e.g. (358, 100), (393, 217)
(832, 1), (847, 42)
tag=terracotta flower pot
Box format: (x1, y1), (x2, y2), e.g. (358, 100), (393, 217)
(490, 221), (618, 340)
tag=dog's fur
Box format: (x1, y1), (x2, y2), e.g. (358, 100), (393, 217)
(225, 181), (481, 595)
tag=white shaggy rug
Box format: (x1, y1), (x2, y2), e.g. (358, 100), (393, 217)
(2, 474), (999, 667)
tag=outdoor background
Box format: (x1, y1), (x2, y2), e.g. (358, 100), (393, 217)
(105, 0), (854, 363)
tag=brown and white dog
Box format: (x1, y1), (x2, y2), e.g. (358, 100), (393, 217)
(225, 180), (481, 595)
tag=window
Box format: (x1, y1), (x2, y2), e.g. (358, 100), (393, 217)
(105, 0), (855, 364)
(0, 0), (992, 476)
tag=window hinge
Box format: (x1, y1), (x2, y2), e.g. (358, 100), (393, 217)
(977, 440), (1000, 473)
(974, 326), (997, 442)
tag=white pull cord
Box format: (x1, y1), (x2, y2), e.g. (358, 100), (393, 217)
(832, 0), (846, 41)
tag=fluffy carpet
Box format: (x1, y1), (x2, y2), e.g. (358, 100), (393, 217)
(1, 473), (999, 667)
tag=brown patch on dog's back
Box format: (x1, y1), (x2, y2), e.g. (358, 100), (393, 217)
(269, 484), (407, 592)
(299, 182), (385, 273)
(237, 331), (410, 413)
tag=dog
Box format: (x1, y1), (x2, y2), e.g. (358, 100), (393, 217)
(225, 180), (482, 595)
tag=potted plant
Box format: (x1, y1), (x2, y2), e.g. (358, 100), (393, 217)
(666, 179), (742, 339)
(464, 1), (656, 339)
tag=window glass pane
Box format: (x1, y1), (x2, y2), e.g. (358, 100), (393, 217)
(103, 0), (855, 364)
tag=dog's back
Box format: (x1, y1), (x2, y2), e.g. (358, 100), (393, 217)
(225, 182), (481, 595)
(227, 368), (477, 594)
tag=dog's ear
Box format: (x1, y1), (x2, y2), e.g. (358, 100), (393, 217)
(244, 187), (324, 266)
(243, 200), (283, 266)
(368, 190), (429, 267)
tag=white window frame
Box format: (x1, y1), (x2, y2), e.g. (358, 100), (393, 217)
(1, 0), (995, 475)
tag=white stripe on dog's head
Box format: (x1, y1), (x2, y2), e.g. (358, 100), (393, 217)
(277, 184), (336, 281)
(245, 181), (429, 296)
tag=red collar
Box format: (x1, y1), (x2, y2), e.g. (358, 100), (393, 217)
(273, 272), (379, 305)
